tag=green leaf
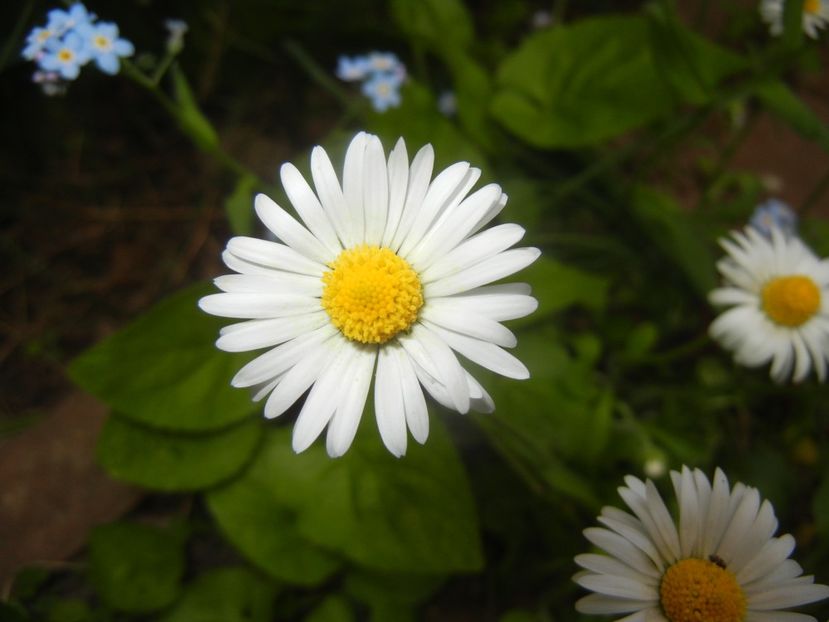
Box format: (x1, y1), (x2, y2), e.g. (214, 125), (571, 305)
(755, 81), (829, 152)
(47, 600), (90, 622)
(170, 64), (220, 151)
(645, 4), (746, 105)
(304, 596), (355, 622)
(159, 567), (277, 622)
(69, 283), (258, 432)
(97, 415), (262, 491)
(210, 421), (483, 575)
(344, 569), (443, 619)
(475, 326), (607, 507)
(518, 256), (608, 325)
(206, 463), (342, 586)
(390, 0), (474, 54)
(225, 174), (259, 236)
(629, 186), (717, 297)
(492, 16), (671, 148)
(89, 522), (186, 613)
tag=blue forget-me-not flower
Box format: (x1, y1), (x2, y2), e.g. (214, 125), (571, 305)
(39, 31), (91, 80)
(77, 21), (134, 75)
(749, 198), (798, 238)
(335, 51), (406, 112)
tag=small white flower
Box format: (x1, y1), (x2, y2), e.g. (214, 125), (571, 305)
(200, 132), (540, 458)
(760, 0), (829, 38)
(708, 227), (829, 383)
(575, 466), (829, 621)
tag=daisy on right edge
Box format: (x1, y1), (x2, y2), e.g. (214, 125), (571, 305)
(708, 226), (829, 383)
(760, 0), (829, 38)
(574, 466), (829, 622)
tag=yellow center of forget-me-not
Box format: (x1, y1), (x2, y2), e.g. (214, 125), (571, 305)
(659, 558), (746, 622)
(321, 245), (423, 344)
(761, 275), (821, 327)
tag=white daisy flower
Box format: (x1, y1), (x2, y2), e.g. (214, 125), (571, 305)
(760, 0), (829, 38)
(199, 131), (540, 458)
(708, 226), (829, 383)
(575, 466), (829, 622)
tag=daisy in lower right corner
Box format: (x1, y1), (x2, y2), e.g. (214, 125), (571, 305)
(708, 226), (829, 383)
(574, 466), (829, 622)
(760, 0), (829, 38)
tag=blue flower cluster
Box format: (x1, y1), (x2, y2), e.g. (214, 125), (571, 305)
(335, 52), (406, 113)
(22, 3), (134, 92)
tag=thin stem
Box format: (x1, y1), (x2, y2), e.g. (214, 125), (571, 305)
(698, 112), (758, 209)
(121, 59), (262, 185)
(281, 39), (352, 107)
(2, 0), (35, 72)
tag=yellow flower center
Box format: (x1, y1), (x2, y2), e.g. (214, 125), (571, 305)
(321, 245), (423, 344)
(94, 35), (111, 50)
(805, 0), (821, 14)
(58, 49), (74, 62)
(761, 275), (821, 327)
(660, 558), (746, 622)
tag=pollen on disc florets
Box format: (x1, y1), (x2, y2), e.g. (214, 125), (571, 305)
(761, 275), (821, 327)
(321, 245), (423, 344)
(659, 558), (746, 622)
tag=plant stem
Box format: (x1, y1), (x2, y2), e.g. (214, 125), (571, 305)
(281, 39), (353, 107)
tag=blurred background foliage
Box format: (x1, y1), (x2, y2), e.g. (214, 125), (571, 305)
(3, 0), (829, 620)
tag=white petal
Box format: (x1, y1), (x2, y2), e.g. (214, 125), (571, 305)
(395, 345), (429, 444)
(420, 223), (526, 283)
(263, 337), (341, 418)
(575, 594), (655, 615)
(430, 283), (538, 321)
(362, 134), (389, 246)
(390, 143), (434, 251)
(231, 324), (337, 387)
(408, 323), (470, 413)
(213, 273), (322, 297)
(227, 237), (325, 276)
(374, 346), (408, 457)
(292, 341), (357, 453)
(574, 574), (657, 601)
(406, 183), (503, 270)
(326, 345), (376, 457)
(398, 161), (473, 257)
(279, 164), (342, 256)
(747, 582), (829, 610)
(465, 371), (495, 414)
(342, 131), (368, 244)
(424, 247), (541, 297)
(216, 312), (328, 352)
(254, 193), (334, 264)
(381, 138), (409, 247)
(311, 145), (353, 246)
(424, 321), (529, 379)
(199, 293), (320, 319)
(420, 304), (516, 347)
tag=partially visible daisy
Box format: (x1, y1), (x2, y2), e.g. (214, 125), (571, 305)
(749, 198), (798, 239)
(708, 227), (829, 383)
(77, 21), (134, 75)
(39, 31), (90, 80)
(760, 0), (829, 38)
(575, 466), (829, 621)
(200, 132), (540, 458)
